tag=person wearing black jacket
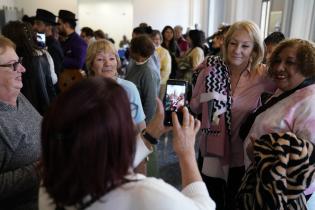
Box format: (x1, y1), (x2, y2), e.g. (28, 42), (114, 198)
(2, 21), (56, 115)
(33, 9), (64, 77)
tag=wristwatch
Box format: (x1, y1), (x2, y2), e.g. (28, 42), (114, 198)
(141, 129), (158, 145)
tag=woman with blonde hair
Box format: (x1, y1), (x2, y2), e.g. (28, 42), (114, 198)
(85, 39), (146, 132)
(190, 20), (276, 210)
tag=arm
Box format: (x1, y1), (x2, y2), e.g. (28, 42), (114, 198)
(133, 99), (171, 167)
(135, 100), (215, 209)
(292, 95), (315, 144)
(191, 48), (205, 70)
(190, 68), (206, 114)
(44, 51), (58, 85)
(41, 55), (56, 102)
(141, 70), (158, 123)
(160, 50), (172, 84)
(128, 81), (146, 132)
(47, 41), (64, 76)
(0, 162), (39, 200)
(172, 107), (202, 187)
(63, 40), (87, 69)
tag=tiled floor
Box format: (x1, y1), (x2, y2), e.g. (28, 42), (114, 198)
(147, 132), (181, 189)
(157, 133), (183, 189)
(147, 132), (200, 190)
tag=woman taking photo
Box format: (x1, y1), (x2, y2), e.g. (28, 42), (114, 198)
(190, 20), (275, 210)
(38, 76), (215, 210)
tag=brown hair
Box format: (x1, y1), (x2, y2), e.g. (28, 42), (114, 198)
(269, 38), (315, 77)
(2, 21), (40, 59)
(94, 29), (106, 39)
(223, 20), (264, 70)
(130, 34), (155, 59)
(85, 39), (121, 76)
(41, 77), (136, 208)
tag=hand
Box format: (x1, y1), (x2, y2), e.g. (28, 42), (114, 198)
(172, 106), (200, 158)
(145, 98), (171, 139)
(246, 137), (256, 162)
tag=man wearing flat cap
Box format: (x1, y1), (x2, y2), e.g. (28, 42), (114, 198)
(33, 9), (64, 77)
(57, 10), (87, 70)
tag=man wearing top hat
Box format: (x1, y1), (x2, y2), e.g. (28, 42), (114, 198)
(33, 9), (64, 77)
(57, 10), (87, 70)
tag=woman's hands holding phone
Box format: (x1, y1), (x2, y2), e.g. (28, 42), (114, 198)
(172, 106), (200, 159)
(146, 97), (202, 188)
(146, 98), (200, 149)
(145, 98), (172, 140)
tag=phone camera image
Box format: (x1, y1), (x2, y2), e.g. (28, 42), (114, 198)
(163, 80), (187, 126)
(165, 85), (185, 112)
(36, 33), (46, 48)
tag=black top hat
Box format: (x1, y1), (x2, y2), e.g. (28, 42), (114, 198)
(22, 15), (35, 24)
(35, 9), (58, 25)
(58, 10), (78, 21)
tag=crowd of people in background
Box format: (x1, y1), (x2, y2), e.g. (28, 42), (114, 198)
(1, 7), (315, 210)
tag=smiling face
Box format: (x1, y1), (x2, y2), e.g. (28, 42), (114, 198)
(269, 46), (306, 91)
(0, 47), (25, 88)
(0, 46), (26, 105)
(91, 51), (118, 79)
(226, 29), (254, 69)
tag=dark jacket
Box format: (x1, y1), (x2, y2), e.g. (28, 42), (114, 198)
(46, 35), (64, 76)
(60, 32), (87, 69)
(21, 51), (56, 115)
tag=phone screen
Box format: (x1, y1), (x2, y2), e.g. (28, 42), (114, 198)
(36, 32), (46, 48)
(164, 81), (187, 126)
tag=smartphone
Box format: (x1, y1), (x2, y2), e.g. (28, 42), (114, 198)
(163, 79), (188, 126)
(36, 32), (46, 48)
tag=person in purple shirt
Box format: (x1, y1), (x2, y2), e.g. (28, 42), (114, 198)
(57, 10), (87, 70)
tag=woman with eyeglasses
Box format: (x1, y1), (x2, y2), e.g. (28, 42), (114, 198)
(0, 36), (41, 210)
(2, 20), (57, 115)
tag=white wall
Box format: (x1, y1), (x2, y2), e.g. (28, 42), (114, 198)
(208, 0), (225, 36)
(0, 0), (16, 7)
(79, 0), (133, 48)
(15, 0), (78, 17)
(290, 0), (314, 39)
(207, 0), (263, 37)
(132, 0), (190, 32)
(224, 0), (262, 25)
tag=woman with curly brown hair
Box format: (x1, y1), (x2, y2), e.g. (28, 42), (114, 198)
(243, 38), (315, 168)
(240, 38), (315, 210)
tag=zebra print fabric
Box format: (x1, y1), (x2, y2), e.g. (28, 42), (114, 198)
(237, 132), (315, 210)
(200, 56), (232, 136)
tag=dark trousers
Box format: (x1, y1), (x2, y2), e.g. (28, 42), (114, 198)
(198, 153), (245, 210)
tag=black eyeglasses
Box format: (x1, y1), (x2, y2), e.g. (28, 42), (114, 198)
(0, 57), (23, 72)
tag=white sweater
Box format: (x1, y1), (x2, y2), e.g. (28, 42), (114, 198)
(39, 174), (215, 210)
